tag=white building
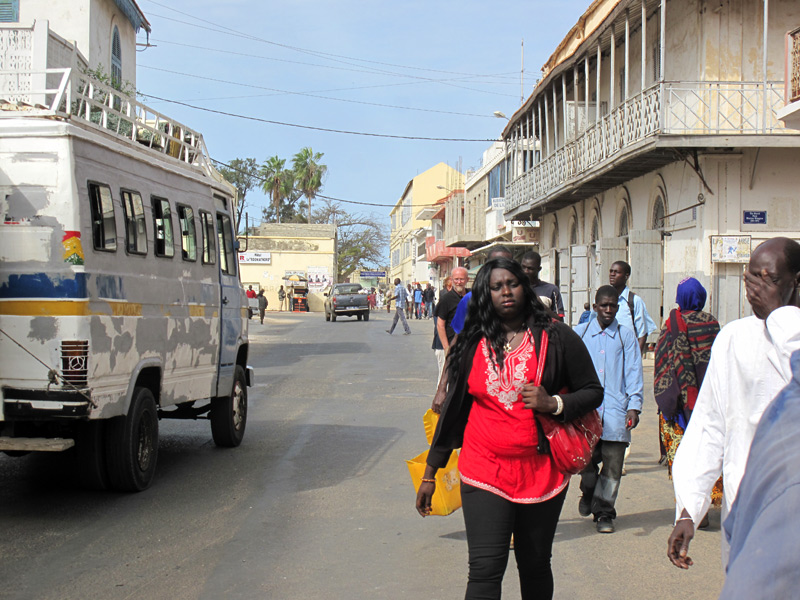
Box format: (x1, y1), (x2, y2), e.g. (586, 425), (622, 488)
(502, 0), (800, 327)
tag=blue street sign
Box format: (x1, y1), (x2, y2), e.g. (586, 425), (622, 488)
(360, 270), (387, 278)
(743, 210), (767, 224)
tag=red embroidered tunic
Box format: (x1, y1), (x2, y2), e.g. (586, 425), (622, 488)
(459, 333), (568, 503)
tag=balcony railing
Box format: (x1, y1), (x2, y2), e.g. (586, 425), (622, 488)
(507, 81), (791, 211)
(0, 67), (212, 172)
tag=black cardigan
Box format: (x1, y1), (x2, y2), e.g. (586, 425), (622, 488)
(427, 319), (604, 469)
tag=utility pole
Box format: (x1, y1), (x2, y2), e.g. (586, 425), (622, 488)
(521, 38), (525, 105)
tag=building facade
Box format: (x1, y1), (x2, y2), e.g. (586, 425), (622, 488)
(502, 0), (800, 327)
(389, 162), (464, 286)
(239, 223), (337, 312)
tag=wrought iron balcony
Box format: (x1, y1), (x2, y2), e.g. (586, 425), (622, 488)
(506, 81), (794, 215)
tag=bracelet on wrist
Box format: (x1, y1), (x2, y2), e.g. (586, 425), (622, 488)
(675, 517), (693, 523)
(551, 394), (564, 416)
(421, 478), (436, 484)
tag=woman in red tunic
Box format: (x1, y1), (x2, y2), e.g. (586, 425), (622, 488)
(416, 257), (602, 600)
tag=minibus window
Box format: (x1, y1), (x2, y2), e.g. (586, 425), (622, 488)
(216, 213), (236, 275)
(177, 205), (196, 261)
(121, 190), (147, 255)
(153, 197), (174, 258)
(88, 182), (117, 251)
(200, 210), (216, 265)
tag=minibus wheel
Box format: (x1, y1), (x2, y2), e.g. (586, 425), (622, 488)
(211, 365), (247, 447)
(105, 387), (159, 492)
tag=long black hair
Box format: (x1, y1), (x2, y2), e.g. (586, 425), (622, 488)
(447, 257), (552, 379)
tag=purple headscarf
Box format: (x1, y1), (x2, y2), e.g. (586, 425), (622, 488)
(676, 277), (706, 312)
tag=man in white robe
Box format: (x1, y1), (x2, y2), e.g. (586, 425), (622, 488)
(667, 237), (800, 569)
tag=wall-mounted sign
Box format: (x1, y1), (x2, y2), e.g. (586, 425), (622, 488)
(511, 225), (540, 244)
(743, 210), (767, 224)
(711, 235), (751, 263)
(360, 270), (387, 278)
(238, 252), (271, 264)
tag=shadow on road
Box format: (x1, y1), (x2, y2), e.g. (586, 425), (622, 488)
(263, 342), (371, 367)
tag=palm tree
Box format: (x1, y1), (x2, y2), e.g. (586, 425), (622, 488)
(292, 147), (327, 223)
(260, 156), (294, 224)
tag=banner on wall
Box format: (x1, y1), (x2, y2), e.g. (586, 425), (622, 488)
(307, 266), (332, 292)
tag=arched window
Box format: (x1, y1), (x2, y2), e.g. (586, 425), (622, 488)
(591, 215), (599, 244)
(618, 206), (629, 237)
(652, 195), (665, 229)
(569, 218), (578, 246)
(111, 26), (122, 86)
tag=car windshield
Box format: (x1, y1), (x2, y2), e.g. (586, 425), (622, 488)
(336, 285), (363, 294)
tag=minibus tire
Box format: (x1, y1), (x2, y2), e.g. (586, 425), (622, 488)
(74, 420), (109, 490)
(105, 387), (159, 492)
(211, 365), (247, 448)
(363, 311), (370, 322)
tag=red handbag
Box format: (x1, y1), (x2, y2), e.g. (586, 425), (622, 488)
(533, 331), (603, 475)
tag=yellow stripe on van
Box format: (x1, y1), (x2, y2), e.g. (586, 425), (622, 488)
(0, 300), (213, 317)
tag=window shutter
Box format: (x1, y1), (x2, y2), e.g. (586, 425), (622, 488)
(0, 0), (20, 22)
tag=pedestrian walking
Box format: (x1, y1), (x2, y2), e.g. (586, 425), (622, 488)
(385, 278), (411, 335)
(667, 237), (800, 570)
(654, 277), (721, 527)
(406, 283), (414, 319)
(257, 289), (268, 324)
(521, 251), (565, 320)
(414, 284), (423, 319)
(573, 285), (644, 533)
(607, 260), (658, 354)
(578, 302), (591, 324)
(278, 285), (287, 311)
(246, 285), (257, 299)
(416, 257), (603, 600)
(423, 283), (435, 318)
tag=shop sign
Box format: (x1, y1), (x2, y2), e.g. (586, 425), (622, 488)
(238, 252), (271, 264)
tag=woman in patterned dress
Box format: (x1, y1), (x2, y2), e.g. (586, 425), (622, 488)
(654, 277), (722, 516)
(416, 257), (602, 600)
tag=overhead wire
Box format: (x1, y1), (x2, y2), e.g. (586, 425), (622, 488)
(139, 65), (500, 118)
(143, 93), (499, 141)
(209, 158), (455, 209)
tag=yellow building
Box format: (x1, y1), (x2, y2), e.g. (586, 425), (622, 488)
(389, 163), (464, 286)
(238, 223), (337, 312)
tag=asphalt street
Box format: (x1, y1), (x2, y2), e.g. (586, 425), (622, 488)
(0, 310), (725, 599)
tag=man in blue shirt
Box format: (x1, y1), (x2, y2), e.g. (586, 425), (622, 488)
(385, 278), (411, 335)
(719, 349), (800, 599)
(609, 260), (658, 353)
(573, 285), (644, 533)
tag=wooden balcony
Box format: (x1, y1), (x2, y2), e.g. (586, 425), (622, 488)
(506, 80), (797, 218)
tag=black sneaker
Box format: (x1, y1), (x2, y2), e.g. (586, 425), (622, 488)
(596, 517), (615, 534)
(578, 496), (592, 517)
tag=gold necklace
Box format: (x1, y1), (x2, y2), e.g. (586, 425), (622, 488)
(503, 326), (527, 352)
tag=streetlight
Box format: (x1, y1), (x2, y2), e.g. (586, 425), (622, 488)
(436, 185), (452, 191)
(493, 111), (508, 120)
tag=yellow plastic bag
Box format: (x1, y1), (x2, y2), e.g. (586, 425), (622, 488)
(407, 410), (461, 516)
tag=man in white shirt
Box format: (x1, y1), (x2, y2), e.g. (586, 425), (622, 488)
(667, 237), (800, 569)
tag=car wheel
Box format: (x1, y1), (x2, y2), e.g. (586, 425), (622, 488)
(331, 313), (337, 322)
(363, 311), (370, 321)
(357, 313), (362, 321)
(325, 309), (330, 322)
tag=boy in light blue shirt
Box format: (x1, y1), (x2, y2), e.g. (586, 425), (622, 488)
(573, 285), (644, 534)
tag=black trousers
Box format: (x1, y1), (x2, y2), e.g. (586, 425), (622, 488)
(461, 483), (567, 600)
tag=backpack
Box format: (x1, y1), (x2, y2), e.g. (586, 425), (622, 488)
(624, 291), (639, 338)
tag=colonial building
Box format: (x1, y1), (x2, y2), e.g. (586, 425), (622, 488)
(389, 162), (464, 286)
(239, 223), (337, 312)
(502, 0), (800, 327)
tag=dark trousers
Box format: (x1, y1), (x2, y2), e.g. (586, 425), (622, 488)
(461, 483), (567, 600)
(388, 306), (410, 334)
(579, 440), (627, 520)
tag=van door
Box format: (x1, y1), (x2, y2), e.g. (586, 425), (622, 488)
(215, 208), (242, 396)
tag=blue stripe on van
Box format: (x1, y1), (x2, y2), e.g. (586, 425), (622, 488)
(0, 273), (88, 299)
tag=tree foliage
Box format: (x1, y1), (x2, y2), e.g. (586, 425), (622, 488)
(216, 157), (260, 232)
(311, 198), (388, 282)
(260, 156), (295, 224)
(292, 147), (327, 224)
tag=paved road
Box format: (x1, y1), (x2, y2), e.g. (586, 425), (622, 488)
(0, 311), (725, 599)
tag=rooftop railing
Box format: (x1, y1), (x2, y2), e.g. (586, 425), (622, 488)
(788, 26), (800, 103)
(0, 67), (211, 171)
(507, 80), (791, 211)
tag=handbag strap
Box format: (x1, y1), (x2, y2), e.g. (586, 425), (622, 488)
(533, 330), (549, 386)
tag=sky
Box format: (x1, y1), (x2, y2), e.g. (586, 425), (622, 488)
(134, 0), (590, 230)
